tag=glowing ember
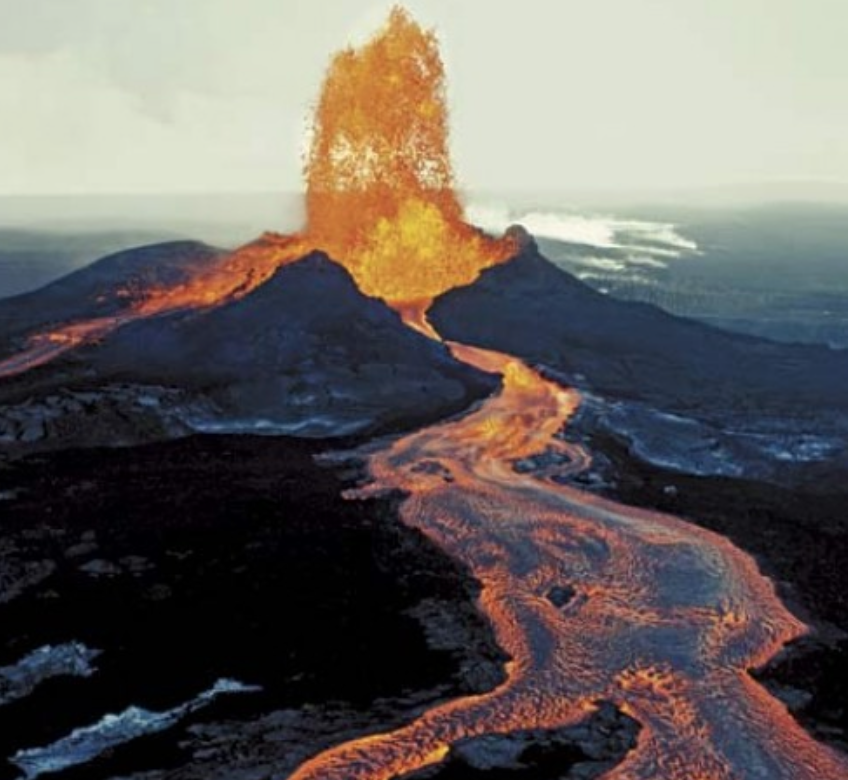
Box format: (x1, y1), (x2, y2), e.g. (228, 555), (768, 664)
(305, 6), (514, 304)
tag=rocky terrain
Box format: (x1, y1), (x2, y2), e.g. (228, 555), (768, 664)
(0, 436), (507, 780)
(560, 390), (848, 484)
(0, 385), (199, 452)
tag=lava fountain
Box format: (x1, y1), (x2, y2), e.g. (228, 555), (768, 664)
(305, 6), (514, 307)
(153, 7), (514, 314)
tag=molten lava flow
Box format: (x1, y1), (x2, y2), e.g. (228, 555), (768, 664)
(133, 233), (309, 315)
(289, 349), (848, 780)
(305, 6), (514, 306)
(0, 318), (134, 378)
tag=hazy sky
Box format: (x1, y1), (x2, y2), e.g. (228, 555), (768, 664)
(1, 0), (846, 196)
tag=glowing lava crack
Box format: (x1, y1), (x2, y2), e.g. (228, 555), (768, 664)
(0, 7), (846, 780)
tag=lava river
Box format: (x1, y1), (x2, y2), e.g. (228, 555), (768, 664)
(290, 341), (848, 780)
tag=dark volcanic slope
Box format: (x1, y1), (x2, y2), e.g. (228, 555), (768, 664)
(84, 251), (497, 432)
(0, 252), (497, 446)
(0, 241), (223, 356)
(430, 238), (848, 415)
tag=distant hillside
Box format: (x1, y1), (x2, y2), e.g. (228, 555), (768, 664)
(0, 229), (194, 298)
(431, 237), (848, 416)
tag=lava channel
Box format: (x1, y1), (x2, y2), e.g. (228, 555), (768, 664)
(288, 344), (848, 780)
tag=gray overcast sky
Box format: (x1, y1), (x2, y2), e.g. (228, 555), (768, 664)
(0, 0), (846, 196)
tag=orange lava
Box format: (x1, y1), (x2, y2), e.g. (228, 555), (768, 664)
(305, 6), (514, 305)
(290, 348), (848, 780)
(134, 233), (309, 315)
(0, 317), (133, 378)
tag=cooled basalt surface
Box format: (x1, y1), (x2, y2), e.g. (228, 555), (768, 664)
(0, 435), (505, 780)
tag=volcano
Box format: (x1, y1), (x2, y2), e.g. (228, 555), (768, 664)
(0, 242), (222, 359)
(0, 7), (515, 445)
(1, 6), (848, 780)
(0, 245), (497, 447)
